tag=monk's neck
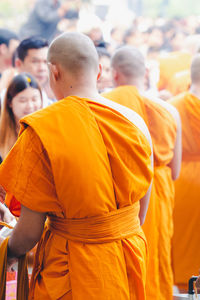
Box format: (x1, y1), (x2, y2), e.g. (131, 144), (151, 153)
(117, 78), (144, 92)
(190, 85), (200, 100)
(63, 85), (100, 100)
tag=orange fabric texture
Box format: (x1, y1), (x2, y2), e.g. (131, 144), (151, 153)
(167, 70), (190, 96)
(103, 86), (177, 300)
(157, 51), (191, 91)
(169, 92), (200, 286)
(0, 96), (153, 300)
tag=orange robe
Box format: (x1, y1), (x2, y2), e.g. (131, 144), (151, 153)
(167, 70), (190, 96)
(0, 96), (153, 300)
(103, 86), (177, 300)
(157, 51), (191, 92)
(169, 92), (200, 288)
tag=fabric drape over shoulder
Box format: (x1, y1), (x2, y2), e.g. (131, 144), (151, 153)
(169, 92), (200, 287)
(103, 86), (177, 300)
(0, 96), (153, 300)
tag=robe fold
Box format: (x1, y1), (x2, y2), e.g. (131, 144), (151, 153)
(0, 96), (153, 300)
(170, 92), (200, 288)
(103, 86), (177, 300)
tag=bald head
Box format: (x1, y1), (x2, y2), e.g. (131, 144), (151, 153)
(191, 54), (200, 84)
(48, 32), (99, 77)
(111, 46), (146, 80)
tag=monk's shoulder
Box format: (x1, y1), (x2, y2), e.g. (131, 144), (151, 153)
(21, 96), (89, 127)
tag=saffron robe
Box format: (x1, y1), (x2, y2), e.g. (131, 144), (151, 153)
(0, 96), (153, 300)
(157, 51), (191, 92)
(168, 70), (190, 96)
(103, 86), (177, 300)
(170, 92), (200, 287)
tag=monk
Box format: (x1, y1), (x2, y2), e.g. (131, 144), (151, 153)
(103, 46), (182, 300)
(0, 33), (153, 300)
(158, 35), (200, 96)
(169, 54), (200, 290)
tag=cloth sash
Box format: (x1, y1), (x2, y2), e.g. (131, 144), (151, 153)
(47, 202), (141, 243)
(0, 226), (29, 300)
(29, 202), (141, 297)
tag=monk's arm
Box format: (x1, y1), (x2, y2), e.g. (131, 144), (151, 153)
(8, 205), (46, 258)
(139, 128), (154, 226)
(139, 181), (152, 226)
(167, 109), (182, 180)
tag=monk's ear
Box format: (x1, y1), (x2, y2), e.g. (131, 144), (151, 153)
(112, 68), (118, 82)
(48, 62), (59, 82)
(97, 64), (102, 81)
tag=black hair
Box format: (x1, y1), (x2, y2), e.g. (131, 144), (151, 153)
(6, 72), (42, 104)
(16, 36), (48, 61)
(0, 28), (19, 46)
(96, 47), (111, 59)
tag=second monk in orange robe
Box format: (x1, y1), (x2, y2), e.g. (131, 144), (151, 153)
(0, 33), (153, 300)
(103, 46), (182, 300)
(169, 54), (200, 290)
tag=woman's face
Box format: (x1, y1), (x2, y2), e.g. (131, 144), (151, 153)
(10, 87), (42, 122)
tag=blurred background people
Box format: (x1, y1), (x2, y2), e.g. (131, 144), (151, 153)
(0, 73), (43, 160)
(19, 0), (80, 42)
(96, 47), (112, 93)
(0, 29), (19, 75)
(0, 37), (53, 107)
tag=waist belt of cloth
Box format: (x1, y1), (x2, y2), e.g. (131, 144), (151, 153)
(0, 223), (29, 300)
(30, 202), (141, 297)
(47, 202), (141, 244)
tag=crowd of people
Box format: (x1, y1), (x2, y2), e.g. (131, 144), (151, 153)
(0, 0), (200, 299)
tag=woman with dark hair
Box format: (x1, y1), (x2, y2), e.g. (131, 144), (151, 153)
(0, 72), (43, 160)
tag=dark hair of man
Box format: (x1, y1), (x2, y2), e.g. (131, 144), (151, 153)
(0, 28), (19, 46)
(96, 47), (111, 59)
(16, 36), (48, 61)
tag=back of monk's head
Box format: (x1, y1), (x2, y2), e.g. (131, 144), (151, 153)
(111, 46), (146, 80)
(48, 32), (99, 78)
(190, 54), (200, 85)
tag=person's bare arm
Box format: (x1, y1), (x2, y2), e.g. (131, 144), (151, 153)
(8, 205), (46, 258)
(139, 134), (153, 225)
(139, 181), (152, 226)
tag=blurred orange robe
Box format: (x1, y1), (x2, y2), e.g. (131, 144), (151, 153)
(0, 96), (153, 300)
(103, 86), (177, 300)
(158, 51), (191, 92)
(170, 92), (200, 288)
(168, 70), (190, 96)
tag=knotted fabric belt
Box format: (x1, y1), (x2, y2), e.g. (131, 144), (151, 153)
(47, 202), (141, 244)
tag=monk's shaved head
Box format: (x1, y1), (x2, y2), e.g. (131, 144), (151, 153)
(111, 46), (146, 79)
(48, 32), (99, 76)
(191, 54), (200, 84)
